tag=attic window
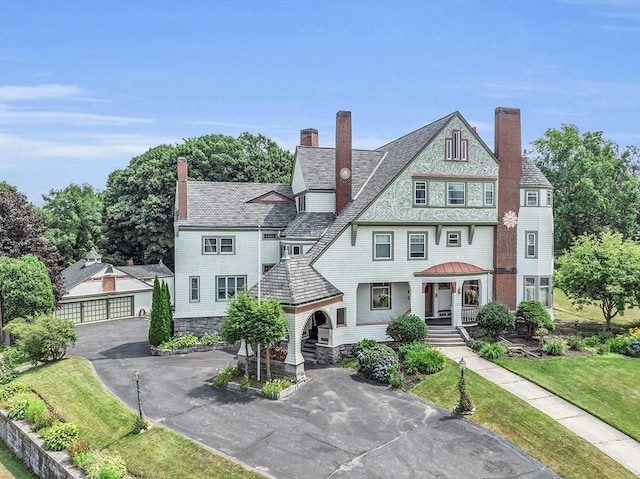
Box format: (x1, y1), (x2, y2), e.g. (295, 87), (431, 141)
(247, 191), (294, 204)
(445, 129), (469, 162)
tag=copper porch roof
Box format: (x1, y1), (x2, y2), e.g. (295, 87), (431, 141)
(414, 262), (491, 276)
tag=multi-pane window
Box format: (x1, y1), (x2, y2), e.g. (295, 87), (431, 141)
(447, 231), (461, 247)
(189, 276), (200, 302)
(263, 232), (277, 240)
(263, 264), (275, 274)
(297, 195), (306, 212)
(484, 183), (494, 206)
(408, 233), (426, 259)
(445, 130), (469, 161)
(547, 191), (552, 207)
(336, 307), (346, 326)
(524, 276), (552, 306)
(447, 182), (465, 205)
(216, 276), (246, 301)
(371, 283), (391, 310)
(524, 277), (536, 301)
(526, 231), (537, 258)
(539, 277), (551, 307)
(414, 181), (427, 205)
(373, 233), (393, 260)
(202, 236), (234, 255)
(526, 191), (539, 206)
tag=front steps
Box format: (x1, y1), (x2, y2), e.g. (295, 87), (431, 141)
(425, 325), (466, 347)
(302, 339), (317, 364)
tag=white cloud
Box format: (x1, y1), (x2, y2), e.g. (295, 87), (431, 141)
(0, 84), (87, 102)
(0, 106), (154, 126)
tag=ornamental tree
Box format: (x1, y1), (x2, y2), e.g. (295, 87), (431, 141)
(516, 300), (555, 339)
(555, 230), (640, 330)
(221, 290), (260, 377)
(5, 314), (77, 364)
(254, 298), (287, 381)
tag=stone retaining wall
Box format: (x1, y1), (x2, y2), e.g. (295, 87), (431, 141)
(243, 358), (292, 380)
(0, 409), (85, 479)
(150, 342), (237, 356)
(316, 343), (353, 365)
(173, 316), (223, 337)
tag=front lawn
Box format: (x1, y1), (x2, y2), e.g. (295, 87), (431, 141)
(0, 441), (36, 479)
(411, 359), (636, 479)
(553, 288), (640, 329)
(494, 355), (640, 442)
(18, 357), (265, 479)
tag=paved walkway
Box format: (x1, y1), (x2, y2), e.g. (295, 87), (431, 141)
(439, 346), (640, 477)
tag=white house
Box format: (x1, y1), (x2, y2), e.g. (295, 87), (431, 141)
(57, 248), (174, 323)
(173, 107), (554, 380)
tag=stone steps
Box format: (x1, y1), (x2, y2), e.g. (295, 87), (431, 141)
(426, 326), (466, 347)
(302, 340), (317, 364)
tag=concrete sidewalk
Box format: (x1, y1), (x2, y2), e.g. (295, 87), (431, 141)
(440, 346), (640, 477)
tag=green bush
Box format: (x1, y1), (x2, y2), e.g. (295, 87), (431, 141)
(479, 342), (507, 360)
(239, 376), (250, 391)
(87, 453), (127, 479)
(566, 335), (584, 351)
(596, 343), (611, 355)
(469, 339), (488, 352)
(386, 314), (427, 344)
(67, 438), (90, 457)
(25, 397), (47, 425)
(215, 365), (240, 388)
(261, 378), (293, 400)
(606, 337), (629, 354)
(4, 315), (77, 364)
(583, 335), (600, 347)
(356, 344), (399, 384)
(543, 340), (566, 356)
(389, 369), (404, 389)
(516, 300), (555, 338)
(33, 408), (57, 431)
(399, 342), (445, 375)
(171, 334), (198, 349)
(200, 332), (222, 346)
(352, 338), (377, 356)
(0, 381), (30, 402)
(7, 392), (33, 420)
(0, 347), (25, 384)
(476, 301), (515, 340)
(43, 422), (80, 451)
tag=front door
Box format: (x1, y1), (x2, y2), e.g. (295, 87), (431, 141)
(424, 283), (433, 317)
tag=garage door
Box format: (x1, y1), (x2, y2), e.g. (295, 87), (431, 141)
(56, 296), (133, 324)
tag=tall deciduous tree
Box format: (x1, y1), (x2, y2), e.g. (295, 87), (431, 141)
(102, 134), (293, 268)
(254, 298), (287, 381)
(533, 125), (640, 254)
(555, 230), (640, 330)
(42, 183), (104, 267)
(221, 290), (260, 378)
(0, 183), (64, 302)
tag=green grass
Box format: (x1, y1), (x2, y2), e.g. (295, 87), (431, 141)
(411, 359), (636, 479)
(0, 441), (36, 479)
(18, 357), (265, 479)
(494, 355), (640, 442)
(553, 288), (640, 328)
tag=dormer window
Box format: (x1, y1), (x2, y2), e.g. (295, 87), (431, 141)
(445, 129), (468, 161)
(526, 191), (539, 207)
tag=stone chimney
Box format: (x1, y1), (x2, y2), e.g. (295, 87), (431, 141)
(102, 265), (116, 293)
(493, 107), (522, 310)
(176, 157), (188, 220)
(300, 128), (318, 147)
(335, 111), (352, 213)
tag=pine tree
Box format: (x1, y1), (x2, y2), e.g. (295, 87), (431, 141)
(148, 276), (169, 346)
(162, 280), (173, 337)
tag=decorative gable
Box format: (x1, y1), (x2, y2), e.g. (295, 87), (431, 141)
(247, 191), (294, 204)
(358, 114), (498, 224)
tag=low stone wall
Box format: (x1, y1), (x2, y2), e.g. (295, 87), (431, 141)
(150, 342), (237, 356)
(243, 358), (293, 381)
(173, 316), (223, 337)
(0, 409), (85, 479)
(316, 343), (353, 365)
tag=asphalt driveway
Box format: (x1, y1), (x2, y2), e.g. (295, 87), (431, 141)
(71, 318), (559, 479)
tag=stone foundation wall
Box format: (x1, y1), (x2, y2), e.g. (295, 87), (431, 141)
(316, 344), (353, 365)
(173, 316), (223, 337)
(243, 358), (293, 381)
(0, 410), (85, 479)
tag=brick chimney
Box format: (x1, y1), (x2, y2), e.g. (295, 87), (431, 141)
(493, 107), (522, 310)
(335, 111), (352, 213)
(300, 128), (318, 147)
(102, 265), (116, 293)
(176, 157), (188, 220)
(126, 258), (134, 266)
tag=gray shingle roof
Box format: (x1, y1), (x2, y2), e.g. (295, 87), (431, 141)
(62, 261), (106, 291)
(520, 157), (553, 188)
(249, 254), (342, 306)
(307, 112), (456, 259)
(119, 261), (173, 280)
(180, 182), (297, 228)
(281, 212), (336, 238)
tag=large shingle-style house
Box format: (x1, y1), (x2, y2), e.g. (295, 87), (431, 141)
(173, 107), (554, 380)
(57, 248), (174, 324)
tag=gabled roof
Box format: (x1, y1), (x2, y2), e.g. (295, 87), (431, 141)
(62, 261), (108, 291)
(307, 112), (456, 259)
(281, 212), (336, 238)
(414, 262), (491, 276)
(520, 157), (553, 188)
(250, 255), (342, 306)
(119, 261), (173, 280)
(180, 182), (297, 228)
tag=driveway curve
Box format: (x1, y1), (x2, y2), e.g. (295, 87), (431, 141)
(71, 318), (559, 479)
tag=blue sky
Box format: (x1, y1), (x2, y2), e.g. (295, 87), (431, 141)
(1, 0), (639, 205)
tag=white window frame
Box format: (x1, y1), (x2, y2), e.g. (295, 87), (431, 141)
(371, 283), (391, 310)
(202, 237), (217, 254)
(526, 190), (539, 207)
(447, 231), (461, 247)
(202, 236), (235, 255)
(445, 130), (469, 161)
(216, 276), (246, 301)
(547, 191), (552, 207)
(524, 276), (552, 307)
(373, 232), (393, 260)
(525, 231), (538, 258)
(297, 195), (306, 212)
(447, 182), (465, 205)
(539, 277), (551, 307)
(189, 276), (200, 302)
(414, 180), (427, 205)
(484, 183), (494, 206)
(408, 232), (427, 259)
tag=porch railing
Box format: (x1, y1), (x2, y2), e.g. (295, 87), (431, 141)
(461, 307), (478, 324)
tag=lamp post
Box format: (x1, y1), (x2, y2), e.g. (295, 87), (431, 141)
(133, 369), (143, 422)
(455, 357), (474, 415)
(459, 357), (466, 379)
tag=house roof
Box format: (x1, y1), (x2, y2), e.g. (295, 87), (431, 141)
(249, 255), (342, 306)
(119, 261), (173, 280)
(520, 157), (553, 188)
(414, 262), (491, 276)
(179, 182), (297, 228)
(281, 212), (336, 238)
(62, 261), (108, 291)
(307, 112), (456, 259)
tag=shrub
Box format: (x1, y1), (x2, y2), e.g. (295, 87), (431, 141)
(72, 451), (94, 469)
(215, 365), (240, 388)
(476, 301), (514, 340)
(566, 335), (584, 351)
(399, 342), (445, 375)
(43, 422), (79, 451)
(606, 337), (629, 354)
(583, 335), (600, 348)
(352, 338), (377, 356)
(386, 314), (427, 344)
(0, 347), (25, 384)
(356, 344), (399, 384)
(33, 408), (57, 431)
(516, 300), (555, 338)
(0, 381), (30, 402)
(7, 392), (33, 420)
(479, 342), (507, 360)
(4, 315), (77, 364)
(389, 369), (404, 389)
(87, 453), (127, 479)
(25, 397), (47, 425)
(171, 334), (198, 349)
(627, 327), (640, 340)
(200, 332), (222, 346)
(470, 339), (488, 353)
(596, 343), (611, 355)
(67, 438), (90, 457)
(239, 375), (250, 391)
(261, 378), (292, 400)
(543, 340), (566, 356)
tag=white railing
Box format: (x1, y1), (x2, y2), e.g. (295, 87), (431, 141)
(461, 307), (478, 324)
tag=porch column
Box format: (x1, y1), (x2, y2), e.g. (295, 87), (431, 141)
(410, 279), (425, 319)
(452, 283), (463, 327)
(284, 312), (306, 382)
